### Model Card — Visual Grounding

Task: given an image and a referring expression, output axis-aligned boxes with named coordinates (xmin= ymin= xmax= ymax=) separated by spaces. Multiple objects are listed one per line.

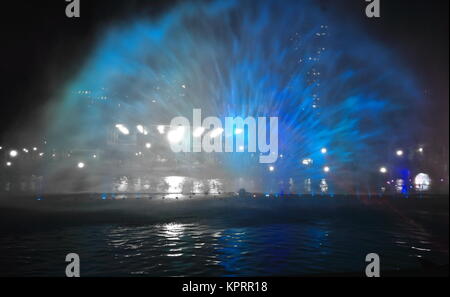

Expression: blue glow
xmin=44 ymin=0 xmax=421 ymax=193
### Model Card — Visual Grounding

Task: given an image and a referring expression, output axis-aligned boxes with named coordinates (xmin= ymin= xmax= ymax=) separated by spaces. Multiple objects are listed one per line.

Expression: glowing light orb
xmin=9 ymin=150 xmax=18 ymax=158
xmin=269 ymin=166 xmax=275 ymax=172
xmin=321 ymin=148 xmax=327 ymax=154
xmin=145 ymin=142 xmax=152 ymax=149
xmin=323 ymin=166 xmax=330 ymax=173
xmin=379 ymin=167 xmax=387 ymax=173
xmin=77 ymin=162 xmax=85 ymax=169
xmin=6 ymin=162 xmax=12 ymax=167
xmin=414 ymin=173 xmax=431 ymax=191
xmin=396 ymin=150 xmax=404 ymax=156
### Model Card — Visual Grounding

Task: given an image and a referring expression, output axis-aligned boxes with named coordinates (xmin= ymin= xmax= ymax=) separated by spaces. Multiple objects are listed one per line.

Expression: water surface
xmin=0 ymin=196 xmax=448 ymax=276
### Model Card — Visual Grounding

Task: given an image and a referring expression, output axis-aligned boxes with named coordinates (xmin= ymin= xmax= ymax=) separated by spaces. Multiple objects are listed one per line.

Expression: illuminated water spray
xmin=43 ymin=0 xmax=420 ymax=193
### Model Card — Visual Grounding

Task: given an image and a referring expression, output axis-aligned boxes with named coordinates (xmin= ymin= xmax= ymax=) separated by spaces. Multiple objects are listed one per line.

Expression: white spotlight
xmin=379 ymin=167 xmax=387 ymax=174
xmin=157 ymin=125 xmax=166 ymax=134
xmin=415 ymin=173 xmax=431 ymax=191
xmin=77 ymin=162 xmax=85 ymax=169
xmin=210 ymin=128 xmax=224 ymax=138
xmin=396 ymin=150 xmax=404 ymax=156
xmin=302 ymin=158 xmax=313 ymax=165
xmin=193 ymin=127 xmax=205 ymax=138
xmin=6 ymin=162 xmax=12 ymax=167
xmin=321 ymin=148 xmax=327 ymax=154
xmin=269 ymin=166 xmax=275 ymax=172
xmin=115 ymin=124 xmax=129 ymax=135
xmin=323 ymin=166 xmax=330 ymax=173
xmin=145 ymin=142 xmax=152 ymax=149
xmin=9 ymin=150 xmax=18 ymax=158
xmin=234 ymin=128 xmax=244 ymax=135
xmin=167 ymin=126 xmax=185 ymax=143
xmin=136 ymin=125 xmax=148 ymax=135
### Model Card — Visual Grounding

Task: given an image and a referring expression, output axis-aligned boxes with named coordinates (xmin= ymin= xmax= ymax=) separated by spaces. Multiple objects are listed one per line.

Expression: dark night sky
xmin=0 ymin=0 xmax=448 ymax=148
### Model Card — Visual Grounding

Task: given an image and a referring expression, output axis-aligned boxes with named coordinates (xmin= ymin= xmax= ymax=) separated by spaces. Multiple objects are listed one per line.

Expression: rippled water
xmin=0 ymin=197 xmax=448 ymax=276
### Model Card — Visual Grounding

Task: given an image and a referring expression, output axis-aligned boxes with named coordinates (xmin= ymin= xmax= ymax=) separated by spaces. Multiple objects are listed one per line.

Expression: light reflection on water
xmin=99 ymin=220 xmax=446 ymax=276
xmin=112 ymin=176 xmax=224 ymax=194
xmin=0 ymin=199 xmax=448 ymax=276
